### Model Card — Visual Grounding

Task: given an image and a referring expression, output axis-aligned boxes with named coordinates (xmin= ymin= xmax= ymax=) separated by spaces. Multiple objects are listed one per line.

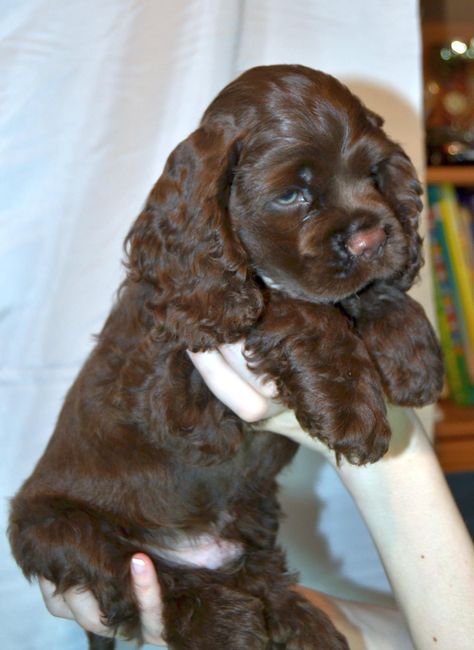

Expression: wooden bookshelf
xmin=426 ymin=166 xmax=474 ymax=186
xmin=435 ymin=401 xmax=474 ymax=472
xmin=421 ymin=8 xmax=474 ymax=473
xmin=424 ymin=165 xmax=474 ymax=470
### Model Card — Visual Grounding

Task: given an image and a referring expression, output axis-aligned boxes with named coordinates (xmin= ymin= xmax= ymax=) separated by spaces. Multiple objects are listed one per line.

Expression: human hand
xmin=39 ymin=558 xmax=414 ymax=650
xmin=188 ymin=341 xmax=423 ymax=468
xmin=187 ymin=341 xmax=283 ymax=421
xmin=39 ymin=553 xmax=165 ymax=646
xmin=188 ymin=341 xmax=337 ymax=460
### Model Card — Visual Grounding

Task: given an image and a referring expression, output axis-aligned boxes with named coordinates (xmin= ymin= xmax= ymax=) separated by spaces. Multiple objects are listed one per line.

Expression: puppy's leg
xmin=155 ymin=483 xmax=347 ymax=649
xmin=342 ymin=283 xmax=444 ymax=406
xmin=265 ymin=589 xmax=349 ymax=650
xmin=225 ymin=489 xmax=349 ymax=649
xmin=246 ymin=295 xmax=390 ymax=464
xmin=156 ymin=550 xmax=348 ymax=650
xmin=9 ymin=494 xmax=141 ymax=643
xmin=234 ymin=548 xmax=350 ymax=650
xmin=87 ymin=632 xmax=116 ymax=650
xmin=161 ymin=581 xmax=269 ymax=650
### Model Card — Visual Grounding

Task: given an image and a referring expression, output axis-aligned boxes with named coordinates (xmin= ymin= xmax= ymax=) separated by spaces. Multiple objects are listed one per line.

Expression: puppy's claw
xmin=325 ymin=414 xmax=391 ymax=466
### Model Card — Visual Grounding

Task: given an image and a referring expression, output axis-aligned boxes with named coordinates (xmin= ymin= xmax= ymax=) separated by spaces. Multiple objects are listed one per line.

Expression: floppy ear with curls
xmin=375 ymin=147 xmax=424 ymax=290
xmin=125 ymin=126 xmax=264 ymax=350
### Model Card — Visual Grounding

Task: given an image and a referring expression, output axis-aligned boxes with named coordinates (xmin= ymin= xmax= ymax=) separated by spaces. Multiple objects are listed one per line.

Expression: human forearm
xmin=335 ymin=407 xmax=474 ymax=650
xmin=264 ymin=406 xmax=474 ymax=649
xmin=190 ymin=345 xmax=474 ymax=649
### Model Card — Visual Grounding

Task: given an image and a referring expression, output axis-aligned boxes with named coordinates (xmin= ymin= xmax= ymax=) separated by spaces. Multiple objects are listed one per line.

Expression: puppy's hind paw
xmin=265 ymin=591 xmax=350 ymax=650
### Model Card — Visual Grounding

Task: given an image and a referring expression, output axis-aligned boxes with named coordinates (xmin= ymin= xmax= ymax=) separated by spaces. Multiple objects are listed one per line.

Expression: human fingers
xmin=261 ymin=409 xmax=336 ymax=461
xmin=40 ymin=560 xmax=166 ymax=647
xmin=62 ymin=585 xmax=113 ymax=637
xmin=187 ymin=348 xmax=271 ymax=421
xmin=39 ymin=577 xmax=75 ymax=619
xmin=218 ymin=341 xmax=279 ymax=399
xmin=130 ymin=554 xmax=166 ymax=645
xmin=40 ymin=578 xmax=115 ymax=638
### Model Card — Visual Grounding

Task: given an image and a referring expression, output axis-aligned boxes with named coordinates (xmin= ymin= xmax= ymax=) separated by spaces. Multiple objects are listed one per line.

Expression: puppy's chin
xmin=257 ymin=265 xmax=393 ymax=304
xmin=259 ymin=274 xmax=366 ymax=303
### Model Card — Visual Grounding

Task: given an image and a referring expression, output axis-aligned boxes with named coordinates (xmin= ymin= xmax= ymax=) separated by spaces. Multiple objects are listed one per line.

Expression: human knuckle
xmin=45 ymin=602 xmax=64 ymax=617
xmin=239 ymin=397 xmax=268 ymax=422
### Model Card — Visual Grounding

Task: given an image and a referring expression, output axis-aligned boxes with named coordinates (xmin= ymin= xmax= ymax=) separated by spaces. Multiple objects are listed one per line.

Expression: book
xmin=428 ymin=184 xmax=474 ymax=404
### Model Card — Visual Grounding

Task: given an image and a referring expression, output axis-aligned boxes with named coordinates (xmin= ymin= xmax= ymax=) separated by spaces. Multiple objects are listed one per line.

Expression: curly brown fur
xmin=9 ymin=65 xmax=443 ymax=649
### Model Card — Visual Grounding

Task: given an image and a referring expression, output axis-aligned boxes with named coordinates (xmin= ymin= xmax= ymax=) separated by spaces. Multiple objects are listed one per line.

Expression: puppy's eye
xmin=275 ymin=189 xmax=308 ymax=206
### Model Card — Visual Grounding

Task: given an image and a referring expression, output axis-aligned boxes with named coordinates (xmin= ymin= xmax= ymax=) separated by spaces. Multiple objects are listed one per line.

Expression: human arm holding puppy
xmin=191 ymin=344 xmax=474 ymax=650
xmin=40 ymin=342 xmax=474 ymax=649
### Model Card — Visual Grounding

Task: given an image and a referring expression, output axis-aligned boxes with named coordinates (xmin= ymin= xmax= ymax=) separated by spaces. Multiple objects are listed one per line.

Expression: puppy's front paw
xmin=293 ymin=382 xmax=391 ymax=465
xmin=375 ymin=339 xmax=444 ymax=407
xmin=325 ymin=398 xmax=391 ymax=465
xmin=359 ymin=298 xmax=444 ymax=407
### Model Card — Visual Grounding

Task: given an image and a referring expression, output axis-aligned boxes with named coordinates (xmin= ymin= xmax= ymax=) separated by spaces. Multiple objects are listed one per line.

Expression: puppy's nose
xmin=346 ymin=227 xmax=386 ymax=259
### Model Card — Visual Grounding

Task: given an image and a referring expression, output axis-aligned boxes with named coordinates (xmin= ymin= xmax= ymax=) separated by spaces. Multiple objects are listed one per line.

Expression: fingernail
xmin=131 ymin=556 xmax=147 ymax=575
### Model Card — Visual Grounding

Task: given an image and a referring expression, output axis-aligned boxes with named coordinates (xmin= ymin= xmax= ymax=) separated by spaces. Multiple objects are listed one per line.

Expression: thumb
xmin=130 ymin=553 xmax=165 ymax=644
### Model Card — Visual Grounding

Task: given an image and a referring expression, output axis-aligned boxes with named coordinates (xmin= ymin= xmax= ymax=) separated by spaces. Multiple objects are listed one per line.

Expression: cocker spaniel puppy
xmin=9 ymin=65 xmax=443 ymax=650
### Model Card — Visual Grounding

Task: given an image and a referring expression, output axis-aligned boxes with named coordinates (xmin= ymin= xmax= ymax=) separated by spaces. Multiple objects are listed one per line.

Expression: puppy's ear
xmin=365 ymin=108 xmax=384 ymax=129
xmin=125 ymin=126 xmax=263 ymax=350
xmin=375 ymin=147 xmax=424 ymax=290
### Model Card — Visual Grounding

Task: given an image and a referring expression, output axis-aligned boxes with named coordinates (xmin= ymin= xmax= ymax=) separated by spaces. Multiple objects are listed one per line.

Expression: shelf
xmin=422 ymin=21 xmax=474 ymax=46
xmin=426 ymin=166 xmax=474 ymax=186
xmin=435 ymin=400 xmax=474 ymax=473
xmin=422 ymin=14 xmax=474 ymax=474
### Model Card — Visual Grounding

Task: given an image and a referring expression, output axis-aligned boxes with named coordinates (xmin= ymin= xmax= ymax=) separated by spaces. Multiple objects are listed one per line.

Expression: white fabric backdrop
xmin=0 ymin=1 xmax=428 ymax=648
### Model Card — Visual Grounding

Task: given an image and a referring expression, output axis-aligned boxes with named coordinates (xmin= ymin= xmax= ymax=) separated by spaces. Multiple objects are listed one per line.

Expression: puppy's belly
xmin=146 ymin=534 xmax=244 ymax=570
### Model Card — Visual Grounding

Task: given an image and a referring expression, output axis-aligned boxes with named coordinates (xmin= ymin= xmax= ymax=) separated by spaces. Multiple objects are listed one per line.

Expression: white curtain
xmin=0 ymin=2 xmax=427 ymax=648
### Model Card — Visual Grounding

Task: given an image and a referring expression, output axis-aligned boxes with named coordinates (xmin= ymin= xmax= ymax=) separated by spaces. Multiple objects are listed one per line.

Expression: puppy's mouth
xmin=258 ymin=271 xmax=375 ymax=303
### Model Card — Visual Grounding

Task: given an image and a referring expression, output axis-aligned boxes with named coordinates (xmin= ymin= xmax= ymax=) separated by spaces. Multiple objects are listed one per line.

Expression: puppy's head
xmin=209 ymin=65 xmax=423 ymax=302
xmin=127 ymin=65 xmax=423 ymax=346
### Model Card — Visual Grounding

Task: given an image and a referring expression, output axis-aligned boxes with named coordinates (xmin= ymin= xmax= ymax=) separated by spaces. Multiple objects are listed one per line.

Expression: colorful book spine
xmin=428 ymin=185 xmax=474 ymax=405
xmin=456 ymin=188 xmax=474 ymax=289
xmin=437 ymin=184 xmax=474 ymax=355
